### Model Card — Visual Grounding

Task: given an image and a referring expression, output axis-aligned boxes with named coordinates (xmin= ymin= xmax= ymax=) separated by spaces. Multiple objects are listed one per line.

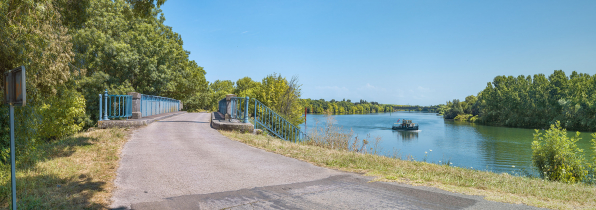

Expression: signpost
xmin=4 ymin=66 xmax=26 ymax=210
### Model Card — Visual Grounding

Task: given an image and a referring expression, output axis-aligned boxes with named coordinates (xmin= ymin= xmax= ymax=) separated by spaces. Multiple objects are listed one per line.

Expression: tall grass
xmin=0 ymin=128 xmax=129 ymax=209
xmin=305 ymin=114 xmax=382 ymax=154
xmin=221 ymin=130 xmax=596 ymax=210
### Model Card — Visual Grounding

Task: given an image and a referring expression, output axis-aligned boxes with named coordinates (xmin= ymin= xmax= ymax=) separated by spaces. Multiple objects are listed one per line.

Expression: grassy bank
xmin=220 ymin=130 xmax=596 ymax=210
xmin=0 ymin=128 xmax=129 ymax=209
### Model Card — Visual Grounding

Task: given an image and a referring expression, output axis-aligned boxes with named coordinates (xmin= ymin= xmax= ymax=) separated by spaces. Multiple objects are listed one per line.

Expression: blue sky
xmin=160 ymin=0 xmax=596 ymax=106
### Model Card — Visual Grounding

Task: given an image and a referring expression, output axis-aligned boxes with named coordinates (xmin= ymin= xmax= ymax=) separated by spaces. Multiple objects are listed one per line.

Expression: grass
xmin=220 ymin=130 xmax=596 ymax=210
xmin=0 ymin=128 xmax=130 ymax=209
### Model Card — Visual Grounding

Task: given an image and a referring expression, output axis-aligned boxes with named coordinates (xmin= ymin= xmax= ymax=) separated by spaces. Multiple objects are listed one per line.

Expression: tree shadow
xmin=2 ymin=173 xmax=109 ymax=209
xmin=17 ymin=135 xmax=98 ymax=170
xmin=157 ymin=121 xmax=208 ymax=123
xmin=1 ymin=133 xmax=111 ymax=208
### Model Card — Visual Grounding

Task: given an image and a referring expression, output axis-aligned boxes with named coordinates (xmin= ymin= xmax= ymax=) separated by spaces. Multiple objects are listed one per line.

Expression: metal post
xmin=10 ymin=105 xmax=16 ymax=210
xmin=254 ymin=99 xmax=257 ymax=129
xmin=244 ymin=97 xmax=249 ymax=123
xmin=103 ymin=89 xmax=110 ymax=121
xmin=99 ymin=94 xmax=102 ymax=121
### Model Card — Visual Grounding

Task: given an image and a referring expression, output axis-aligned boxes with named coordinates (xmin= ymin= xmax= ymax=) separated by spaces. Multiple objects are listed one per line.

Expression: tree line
xmin=438 ymin=70 xmax=596 ymax=131
xmin=301 ymin=98 xmax=440 ymax=114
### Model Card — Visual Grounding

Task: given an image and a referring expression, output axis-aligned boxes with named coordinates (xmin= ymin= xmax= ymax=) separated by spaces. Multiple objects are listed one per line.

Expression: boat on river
xmin=392 ymin=119 xmax=419 ymax=130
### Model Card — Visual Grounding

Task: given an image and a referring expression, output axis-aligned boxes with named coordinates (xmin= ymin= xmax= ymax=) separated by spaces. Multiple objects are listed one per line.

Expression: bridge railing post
xmin=102 ymin=89 xmax=110 ymax=121
xmin=99 ymin=94 xmax=102 ymax=121
xmin=244 ymin=96 xmax=249 ymax=123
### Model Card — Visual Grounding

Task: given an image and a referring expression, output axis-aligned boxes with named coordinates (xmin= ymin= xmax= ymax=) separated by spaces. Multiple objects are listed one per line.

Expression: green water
xmin=301 ymin=111 xmax=595 ymax=175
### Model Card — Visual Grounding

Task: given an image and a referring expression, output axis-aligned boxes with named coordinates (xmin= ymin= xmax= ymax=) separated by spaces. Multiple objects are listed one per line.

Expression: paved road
xmin=110 ymin=113 xmax=542 ymax=210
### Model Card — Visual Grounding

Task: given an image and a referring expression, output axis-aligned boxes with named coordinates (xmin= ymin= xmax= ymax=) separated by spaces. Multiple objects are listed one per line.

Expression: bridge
xmin=97 ymin=91 xmax=307 ymax=143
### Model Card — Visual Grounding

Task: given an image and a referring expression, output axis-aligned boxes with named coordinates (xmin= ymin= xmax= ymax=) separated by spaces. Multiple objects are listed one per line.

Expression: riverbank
xmin=221 ymin=130 xmax=596 ymax=210
xmin=0 ymin=128 xmax=129 ymax=209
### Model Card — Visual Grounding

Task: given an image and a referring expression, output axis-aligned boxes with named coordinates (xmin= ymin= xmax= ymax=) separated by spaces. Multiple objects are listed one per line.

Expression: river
xmin=300 ymin=111 xmax=595 ymax=175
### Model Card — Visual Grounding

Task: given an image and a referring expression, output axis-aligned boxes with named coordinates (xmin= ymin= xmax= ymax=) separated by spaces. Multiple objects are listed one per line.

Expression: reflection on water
xmin=393 ymin=130 xmax=419 ymax=141
xmin=301 ymin=112 xmax=595 ymax=175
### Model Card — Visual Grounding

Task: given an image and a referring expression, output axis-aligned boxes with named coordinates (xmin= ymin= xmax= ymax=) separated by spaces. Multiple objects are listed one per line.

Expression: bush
xmin=454 ymin=114 xmax=472 ymax=121
xmin=37 ymin=87 xmax=86 ymax=140
xmin=531 ymin=121 xmax=587 ymax=183
xmin=587 ymin=134 xmax=596 ymax=184
xmin=469 ymin=115 xmax=479 ymax=123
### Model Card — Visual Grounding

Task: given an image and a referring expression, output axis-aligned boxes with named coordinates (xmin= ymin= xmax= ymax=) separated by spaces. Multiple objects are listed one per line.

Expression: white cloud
xmin=358 ymin=83 xmax=387 ymax=92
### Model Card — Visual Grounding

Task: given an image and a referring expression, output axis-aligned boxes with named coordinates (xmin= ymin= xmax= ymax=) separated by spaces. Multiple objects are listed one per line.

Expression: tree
xmin=71 ymin=0 xmax=207 ymax=118
xmin=532 ymin=121 xmax=587 ymax=183
xmin=254 ymin=73 xmax=304 ymax=125
xmin=208 ymin=80 xmax=235 ymax=111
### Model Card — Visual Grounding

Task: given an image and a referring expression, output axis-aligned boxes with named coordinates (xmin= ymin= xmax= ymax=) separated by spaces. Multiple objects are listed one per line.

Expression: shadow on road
xmin=157 ymin=121 xmax=208 ymax=123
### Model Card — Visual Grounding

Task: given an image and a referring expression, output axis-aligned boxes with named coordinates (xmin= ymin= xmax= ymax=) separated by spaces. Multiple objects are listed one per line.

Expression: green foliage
xmin=72 ymin=0 xmax=207 ymax=100
xmin=301 ymin=99 xmax=437 ymax=115
xmin=469 ymin=115 xmax=479 ymax=123
xmin=441 ymin=96 xmax=479 ymax=120
xmin=454 ymin=114 xmax=473 ymax=121
xmin=205 ymin=80 xmax=235 ymax=111
xmin=77 ymin=72 xmax=135 ymax=125
xmin=441 ymin=70 xmax=596 ymax=131
xmin=588 ymin=133 xmax=596 ymax=184
xmin=256 ymin=74 xmax=304 ymax=125
xmin=37 ymin=87 xmax=86 ymax=140
xmin=0 ymin=0 xmax=203 ymax=165
xmin=531 ymin=121 xmax=587 ymax=183
xmin=482 ymin=71 xmax=595 ymax=130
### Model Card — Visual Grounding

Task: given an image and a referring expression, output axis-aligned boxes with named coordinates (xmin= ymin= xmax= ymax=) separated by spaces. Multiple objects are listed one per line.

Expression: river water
xmin=300 ymin=111 xmax=595 ymax=175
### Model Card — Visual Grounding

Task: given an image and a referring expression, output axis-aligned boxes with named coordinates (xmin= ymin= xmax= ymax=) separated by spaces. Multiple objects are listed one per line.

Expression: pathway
xmin=110 ymin=113 xmax=541 ymax=210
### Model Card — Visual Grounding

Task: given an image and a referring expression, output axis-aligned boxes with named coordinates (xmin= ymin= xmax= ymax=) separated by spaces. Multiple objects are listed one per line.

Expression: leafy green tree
xmin=71 ymin=0 xmax=207 ymax=119
xmin=208 ymin=80 xmax=235 ymax=111
xmin=532 ymin=121 xmax=587 ymax=183
xmin=234 ymin=77 xmax=261 ymax=99
xmin=446 ymin=70 xmax=596 ymax=131
xmin=254 ymin=74 xmax=304 ymax=125
xmin=0 ymin=0 xmax=85 ymax=159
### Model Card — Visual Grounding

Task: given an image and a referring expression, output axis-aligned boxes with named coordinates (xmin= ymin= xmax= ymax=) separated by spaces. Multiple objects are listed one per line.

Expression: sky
xmin=159 ymin=0 xmax=596 ymax=106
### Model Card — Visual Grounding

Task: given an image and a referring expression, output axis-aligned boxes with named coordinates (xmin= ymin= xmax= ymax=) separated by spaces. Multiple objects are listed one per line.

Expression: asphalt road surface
xmin=110 ymin=113 xmax=543 ymax=210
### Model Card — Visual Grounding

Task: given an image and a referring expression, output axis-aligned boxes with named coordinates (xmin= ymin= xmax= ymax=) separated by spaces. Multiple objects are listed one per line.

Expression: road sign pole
xmin=10 ymin=105 xmax=16 ymax=210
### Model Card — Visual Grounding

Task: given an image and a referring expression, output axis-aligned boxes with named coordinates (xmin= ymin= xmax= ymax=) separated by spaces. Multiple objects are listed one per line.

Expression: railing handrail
xmin=230 ymin=97 xmax=247 ymax=121
xmin=100 ymin=93 xmax=132 ymax=120
xmin=217 ymin=96 xmax=308 ymax=142
xmin=99 ymin=91 xmax=181 ymax=121
xmin=253 ymin=98 xmax=307 ymax=142
xmin=140 ymin=93 xmax=180 ymax=117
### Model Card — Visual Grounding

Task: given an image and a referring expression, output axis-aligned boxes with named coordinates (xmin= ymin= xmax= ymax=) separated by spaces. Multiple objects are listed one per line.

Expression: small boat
xmin=392 ymin=119 xmax=419 ymax=130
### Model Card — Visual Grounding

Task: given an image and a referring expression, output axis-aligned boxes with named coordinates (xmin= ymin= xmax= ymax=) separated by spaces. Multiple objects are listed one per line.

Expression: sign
xmin=3 ymin=66 xmax=26 ymax=106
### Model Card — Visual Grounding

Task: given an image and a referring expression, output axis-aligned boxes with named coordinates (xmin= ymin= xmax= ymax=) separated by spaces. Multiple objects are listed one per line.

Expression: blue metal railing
xmin=141 ymin=94 xmax=180 ymax=117
xmin=218 ymin=98 xmax=227 ymax=114
xmin=230 ymin=97 xmax=249 ymax=123
xmin=99 ymin=90 xmax=132 ymax=120
xmin=216 ymin=96 xmax=308 ymax=142
xmin=253 ymin=99 xmax=307 ymax=142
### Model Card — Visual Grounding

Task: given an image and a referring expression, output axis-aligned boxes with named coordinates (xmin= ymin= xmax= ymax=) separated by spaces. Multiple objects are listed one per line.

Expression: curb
xmin=211 ymin=112 xmax=254 ymax=133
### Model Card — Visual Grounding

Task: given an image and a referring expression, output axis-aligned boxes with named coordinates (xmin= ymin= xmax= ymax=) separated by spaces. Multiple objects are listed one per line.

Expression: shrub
xmin=454 ymin=114 xmax=473 ymax=121
xmin=531 ymin=121 xmax=587 ymax=183
xmin=469 ymin=115 xmax=479 ymax=123
xmin=38 ymin=87 xmax=86 ymax=140
xmin=587 ymin=133 xmax=596 ymax=184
